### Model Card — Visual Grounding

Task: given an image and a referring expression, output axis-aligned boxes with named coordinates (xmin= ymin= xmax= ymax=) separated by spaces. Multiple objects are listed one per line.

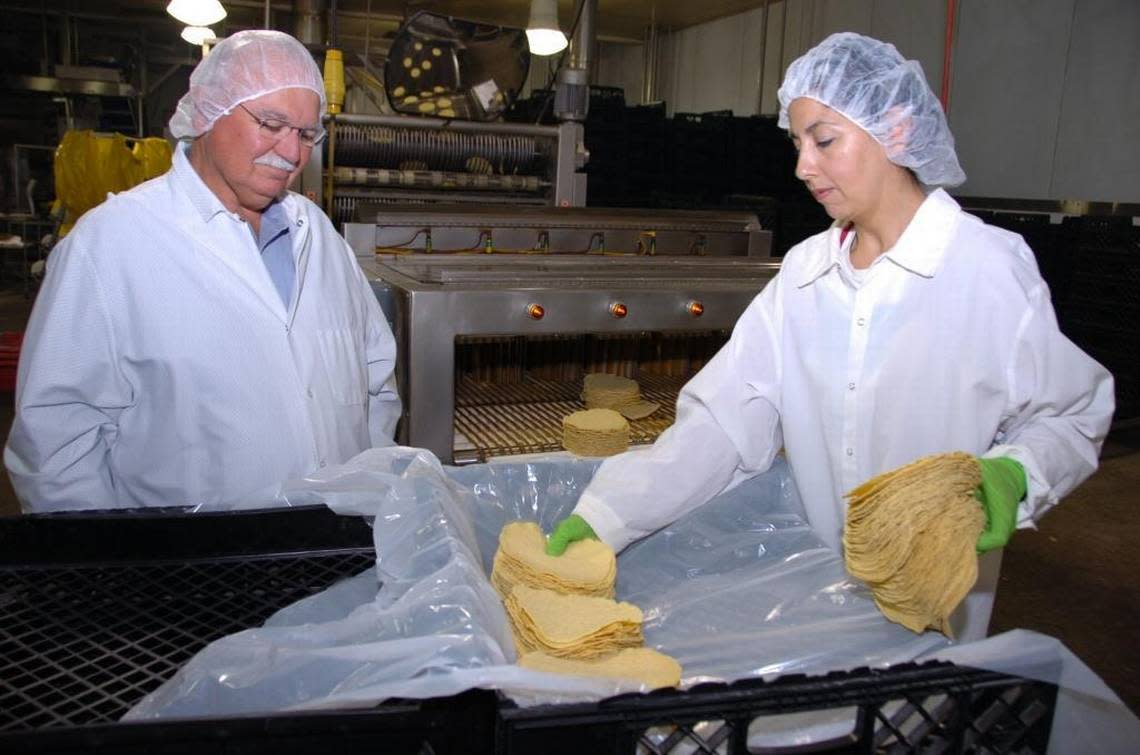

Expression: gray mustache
xmin=255 ymin=153 xmax=298 ymax=171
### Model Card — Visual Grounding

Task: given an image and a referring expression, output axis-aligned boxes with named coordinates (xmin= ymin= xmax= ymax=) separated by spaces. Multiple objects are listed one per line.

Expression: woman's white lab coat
xmin=575 ymin=189 xmax=1114 ymax=642
xmin=5 ymin=145 xmax=401 ymax=511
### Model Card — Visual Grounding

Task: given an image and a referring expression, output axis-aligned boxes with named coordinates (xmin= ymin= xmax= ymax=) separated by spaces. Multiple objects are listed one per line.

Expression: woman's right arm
xmin=574 ymin=276 xmax=786 ymax=552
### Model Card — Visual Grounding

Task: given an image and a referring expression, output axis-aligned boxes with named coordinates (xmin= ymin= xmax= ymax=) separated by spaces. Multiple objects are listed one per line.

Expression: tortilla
xmin=843 ymin=452 xmax=986 ymax=635
xmin=562 ymin=408 xmax=629 ymax=457
xmin=520 ymin=648 xmax=682 ymax=689
xmin=504 ymin=585 xmax=642 ymax=658
xmin=491 ymin=520 xmax=682 ymax=688
xmin=491 ymin=521 xmax=616 ymax=599
xmin=618 ymin=400 xmax=660 ymax=420
xmin=582 ymin=372 xmax=641 ymax=411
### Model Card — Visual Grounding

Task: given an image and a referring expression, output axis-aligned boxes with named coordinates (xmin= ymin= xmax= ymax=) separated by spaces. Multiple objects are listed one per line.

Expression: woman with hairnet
xmin=547 ymin=32 xmax=1113 ymax=641
xmin=5 ymin=30 xmax=401 ymax=511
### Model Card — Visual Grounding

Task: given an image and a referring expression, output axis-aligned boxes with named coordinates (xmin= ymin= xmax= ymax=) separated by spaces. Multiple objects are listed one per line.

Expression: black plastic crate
xmin=728 ymin=115 xmax=796 ymax=195
xmin=987 ymin=212 xmax=1057 ymax=265
xmin=776 ymin=199 xmax=832 ymax=255
xmin=2 ymin=690 xmax=500 ymax=755
xmin=1061 ymin=215 xmax=1137 ymax=249
xmin=1063 ymin=295 xmax=1140 ymax=333
xmin=588 ymin=86 xmax=628 ymax=125
xmin=1 ymin=507 xmax=1061 ymax=754
xmin=497 ymin=662 xmax=1057 ymax=754
xmin=1062 ymin=319 xmax=1140 ymax=419
xmin=626 ymin=102 xmax=667 ymax=131
xmin=0 ymin=506 xmax=376 ymax=734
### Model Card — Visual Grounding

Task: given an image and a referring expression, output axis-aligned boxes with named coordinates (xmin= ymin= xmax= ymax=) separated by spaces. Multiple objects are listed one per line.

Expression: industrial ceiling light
xmin=180 ymin=25 xmax=217 ymax=45
xmin=166 ymin=0 xmax=227 ymax=27
xmin=526 ymin=0 xmax=568 ymax=56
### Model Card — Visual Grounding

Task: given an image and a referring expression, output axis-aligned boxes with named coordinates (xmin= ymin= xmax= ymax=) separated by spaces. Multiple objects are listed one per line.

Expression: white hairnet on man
xmin=169 ymin=29 xmax=327 ymax=140
xmin=7 ymin=29 xmax=402 ymax=512
xmin=777 ymin=31 xmax=966 ymax=187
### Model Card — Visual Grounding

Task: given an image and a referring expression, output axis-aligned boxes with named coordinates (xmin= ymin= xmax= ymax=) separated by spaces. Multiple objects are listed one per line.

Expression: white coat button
xmin=319 ymin=460 xmax=327 ymax=468
xmin=846 ymin=448 xmax=854 ymax=456
xmin=307 ymin=389 xmax=314 ymax=398
xmin=847 ymin=382 xmax=855 ymax=390
xmin=856 ymin=317 xmax=866 ymax=326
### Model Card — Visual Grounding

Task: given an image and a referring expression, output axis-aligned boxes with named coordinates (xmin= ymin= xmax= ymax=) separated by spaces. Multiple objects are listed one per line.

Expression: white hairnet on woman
xmin=546 ymin=30 xmax=1113 ymax=645
xmin=777 ymin=31 xmax=965 ymax=187
xmin=169 ymin=29 xmax=326 ymax=139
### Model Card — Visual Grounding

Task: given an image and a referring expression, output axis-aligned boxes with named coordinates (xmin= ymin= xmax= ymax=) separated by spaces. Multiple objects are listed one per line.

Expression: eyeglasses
xmin=237 ymin=103 xmax=327 ymax=147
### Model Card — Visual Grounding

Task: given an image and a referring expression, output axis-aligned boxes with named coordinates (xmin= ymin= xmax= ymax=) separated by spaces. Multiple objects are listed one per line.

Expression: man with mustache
xmin=5 ymin=30 xmax=401 ymax=511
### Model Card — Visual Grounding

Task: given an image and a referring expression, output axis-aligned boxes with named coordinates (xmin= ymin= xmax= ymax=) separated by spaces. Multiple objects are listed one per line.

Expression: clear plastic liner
xmin=126 ymin=448 xmax=1139 ymax=753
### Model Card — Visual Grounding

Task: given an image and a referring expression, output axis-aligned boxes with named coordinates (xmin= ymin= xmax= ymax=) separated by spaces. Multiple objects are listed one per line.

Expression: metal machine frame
xmin=300 ymin=113 xmax=587 ymax=211
xmin=361 ymin=253 xmax=780 ymax=463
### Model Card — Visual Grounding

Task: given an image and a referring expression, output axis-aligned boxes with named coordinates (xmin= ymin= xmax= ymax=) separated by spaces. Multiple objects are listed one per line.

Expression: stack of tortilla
xmin=843 ymin=452 xmax=986 ymax=636
xmin=562 ymin=408 xmax=630 ymax=457
xmin=581 ymin=373 xmax=660 ymax=420
xmin=492 ymin=522 xmax=616 ymax=599
xmin=491 ymin=520 xmax=682 ymax=689
xmin=504 ymin=585 xmax=643 ymax=658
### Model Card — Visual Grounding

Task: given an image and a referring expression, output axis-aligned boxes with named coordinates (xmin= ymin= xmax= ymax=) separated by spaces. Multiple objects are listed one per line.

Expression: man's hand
xmin=975 ymin=457 xmax=1027 ymax=553
xmin=545 ymin=515 xmax=598 ymax=556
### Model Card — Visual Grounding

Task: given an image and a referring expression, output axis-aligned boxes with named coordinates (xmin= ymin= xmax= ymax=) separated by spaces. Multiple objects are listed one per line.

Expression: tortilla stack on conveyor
xmin=491 ymin=521 xmax=616 ymax=599
xmin=519 ymin=647 xmax=683 ymax=689
xmin=562 ymin=408 xmax=630 ymax=457
xmin=504 ymin=585 xmax=643 ymax=658
xmin=843 ymin=451 xmax=986 ymax=636
xmin=582 ymin=373 xmax=639 ymax=409
xmin=581 ymin=372 xmax=660 ymax=420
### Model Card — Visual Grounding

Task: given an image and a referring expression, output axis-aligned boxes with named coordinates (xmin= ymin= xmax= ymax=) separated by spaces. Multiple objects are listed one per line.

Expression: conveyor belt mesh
xmin=454 ymin=374 xmax=687 ymax=461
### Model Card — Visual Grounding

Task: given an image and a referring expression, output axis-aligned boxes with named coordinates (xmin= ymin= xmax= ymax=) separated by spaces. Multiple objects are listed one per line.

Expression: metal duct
xmin=294 ymin=0 xmax=326 ymax=47
xmin=555 ymin=0 xmax=597 ymax=122
xmin=642 ymin=18 xmax=658 ymax=104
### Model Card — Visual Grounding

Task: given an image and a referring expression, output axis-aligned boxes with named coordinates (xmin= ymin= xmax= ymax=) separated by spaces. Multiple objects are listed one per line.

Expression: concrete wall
xmin=590 ymin=0 xmax=1140 ymax=203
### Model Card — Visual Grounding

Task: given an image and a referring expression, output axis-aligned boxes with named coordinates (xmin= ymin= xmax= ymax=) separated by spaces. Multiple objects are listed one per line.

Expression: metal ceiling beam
xmin=145 ymin=64 xmax=186 ymax=96
xmin=0 ymin=74 xmax=137 ymax=97
xmin=0 ymin=4 xmax=173 ymax=25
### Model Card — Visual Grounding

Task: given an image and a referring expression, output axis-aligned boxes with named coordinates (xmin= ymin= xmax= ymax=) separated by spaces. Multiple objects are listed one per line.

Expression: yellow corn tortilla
xmin=843 ymin=452 xmax=985 ymax=635
xmin=520 ymin=648 xmax=682 ymax=689
xmin=491 ymin=521 xmax=616 ymax=598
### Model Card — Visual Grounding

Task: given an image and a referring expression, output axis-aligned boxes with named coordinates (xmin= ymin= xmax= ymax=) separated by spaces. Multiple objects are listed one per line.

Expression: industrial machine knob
xmin=688 ymin=301 xmax=705 ymax=317
xmin=609 ymin=302 xmax=628 ymax=318
xmin=526 ymin=303 xmax=545 ymax=320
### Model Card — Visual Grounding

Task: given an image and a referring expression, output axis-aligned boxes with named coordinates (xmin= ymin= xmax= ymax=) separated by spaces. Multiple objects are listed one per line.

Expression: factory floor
xmin=0 ymin=282 xmax=1136 ymax=717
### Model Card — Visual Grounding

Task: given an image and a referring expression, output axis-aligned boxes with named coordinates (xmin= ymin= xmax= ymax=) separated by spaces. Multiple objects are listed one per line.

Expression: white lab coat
xmin=5 ymin=144 xmax=401 ymax=511
xmin=575 ymin=189 xmax=1114 ymax=641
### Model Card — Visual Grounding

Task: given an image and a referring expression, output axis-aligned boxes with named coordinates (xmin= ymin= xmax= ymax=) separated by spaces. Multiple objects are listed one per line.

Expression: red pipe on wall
xmin=940 ymin=0 xmax=956 ymax=114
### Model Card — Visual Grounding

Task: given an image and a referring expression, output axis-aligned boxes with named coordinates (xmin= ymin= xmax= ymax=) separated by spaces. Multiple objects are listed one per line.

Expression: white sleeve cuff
xmin=984 ymin=443 xmax=1053 ymax=529
xmin=574 ymin=489 xmax=641 ymax=554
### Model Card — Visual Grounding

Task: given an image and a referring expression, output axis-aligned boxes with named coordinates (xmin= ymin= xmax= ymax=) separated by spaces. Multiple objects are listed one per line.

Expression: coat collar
xmin=171 ymin=141 xmax=303 ymax=227
xmin=797 ymin=188 xmax=961 ymax=287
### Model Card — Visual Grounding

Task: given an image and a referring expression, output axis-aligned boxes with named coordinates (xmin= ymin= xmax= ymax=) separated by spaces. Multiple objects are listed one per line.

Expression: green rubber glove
xmin=545 ymin=514 xmax=598 ymax=556
xmin=975 ymin=457 xmax=1027 ymax=553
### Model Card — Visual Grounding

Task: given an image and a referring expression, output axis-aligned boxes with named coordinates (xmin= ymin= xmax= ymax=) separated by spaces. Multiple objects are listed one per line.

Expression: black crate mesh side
xmin=500 ymin=672 xmax=1056 ymax=755
xmin=0 ymin=552 xmax=375 ymax=731
xmin=637 ymin=718 xmax=736 ymax=754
